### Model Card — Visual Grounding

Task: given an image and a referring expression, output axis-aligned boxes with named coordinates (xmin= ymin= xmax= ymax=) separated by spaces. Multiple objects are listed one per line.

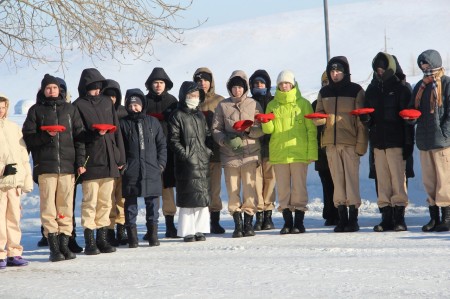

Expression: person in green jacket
xmin=261 ymin=70 xmax=318 ymax=234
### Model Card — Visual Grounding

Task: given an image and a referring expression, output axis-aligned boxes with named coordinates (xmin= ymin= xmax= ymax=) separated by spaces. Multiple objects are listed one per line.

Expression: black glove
xmin=359 ymin=113 xmax=370 ymax=123
xmin=3 ymin=163 xmax=17 ymax=176
xmin=402 ymin=144 xmax=414 ymax=160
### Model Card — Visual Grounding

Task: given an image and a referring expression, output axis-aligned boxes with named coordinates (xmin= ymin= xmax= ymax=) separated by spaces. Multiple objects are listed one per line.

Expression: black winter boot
xmin=334 ymin=205 xmax=348 ymax=233
xmin=291 ymin=210 xmax=306 ymax=234
xmin=96 ymin=227 xmax=116 ymax=253
xmin=142 ymin=232 xmax=149 ymax=241
xmin=344 ymin=205 xmax=359 ymax=232
xmin=107 ymin=229 xmax=119 ymax=247
xmin=37 ymin=225 xmax=48 ymax=247
xmin=262 ymin=210 xmax=275 ymax=230
xmin=373 ymin=206 xmax=394 ymax=232
xmin=58 ymin=234 xmax=76 ymax=260
xmin=253 ymin=212 xmax=263 ymax=231
xmin=68 ymin=231 xmax=83 ymax=253
xmin=422 ymin=205 xmax=440 ymax=232
xmin=393 ymin=206 xmax=407 ymax=231
xmin=165 ymin=215 xmax=178 ymax=238
xmin=147 ymin=223 xmax=160 ymax=247
xmin=232 ymin=212 xmax=243 ymax=238
xmin=280 ymin=208 xmax=293 ymax=234
xmin=435 ymin=206 xmax=450 ymax=232
xmin=210 ymin=211 xmax=225 ymax=234
xmin=84 ymin=229 xmax=100 ymax=255
xmin=243 ymin=213 xmax=255 ymax=237
xmin=48 ymin=233 xmax=65 ymax=262
xmin=127 ymin=226 xmax=139 ymax=248
xmin=116 ymin=224 xmax=128 ymax=245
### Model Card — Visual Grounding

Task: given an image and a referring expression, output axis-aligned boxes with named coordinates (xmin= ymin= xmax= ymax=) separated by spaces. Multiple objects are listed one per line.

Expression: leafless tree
xmin=0 ymin=0 xmax=203 ymax=71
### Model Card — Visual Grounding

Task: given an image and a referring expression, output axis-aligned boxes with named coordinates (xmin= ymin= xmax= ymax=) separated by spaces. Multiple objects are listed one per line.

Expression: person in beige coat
xmin=0 ymin=94 xmax=33 ymax=269
xmin=212 ymin=70 xmax=264 ymax=238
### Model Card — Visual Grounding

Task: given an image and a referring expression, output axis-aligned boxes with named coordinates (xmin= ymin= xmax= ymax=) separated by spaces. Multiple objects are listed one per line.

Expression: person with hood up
xmin=72 ymin=68 xmax=126 ymax=255
xmin=120 ymin=88 xmax=167 ymax=247
xmin=102 ymin=79 xmax=128 ymax=246
xmin=0 ymin=94 xmax=33 ymax=269
xmin=262 ymin=70 xmax=317 ymax=234
xmin=314 ymin=56 xmax=368 ymax=233
xmin=249 ymin=70 xmax=276 ymax=231
xmin=168 ymin=81 xmax=213 ymax=242
xmin=193 ymin=67 xmax=226 ymax=234
xmin=411 ymin=49 xmax=450 ymax=232
xmin=144 ymin=67 xmax=179 ymax=239
xmin=363 ymin=52 xmax=413 ymax=232
xmin=212 ymin=70 xmax=264 ymax=238
xmin=23 ymin=74 xmax=85 ymax=262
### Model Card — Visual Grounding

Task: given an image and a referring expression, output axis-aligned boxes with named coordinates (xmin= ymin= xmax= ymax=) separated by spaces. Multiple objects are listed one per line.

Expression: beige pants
xmin=108 ymin=177 xmax=125 ymax=228
xmin=81 ymin=178 xmax=114 ymax=230
xmin=0 ymin=187 xmax=23 ymax=259
xmin=326 ymin=145 xmax=362 ymax=208
xmin=162 ymin=187 xmax=176 ymax=216
xmin=274 ymin=162 xmax=309 ymax=212
xmin=224 ymin=162 xmax=258 ymax=215
xmin=255 ymin=157 xmax=276 ymax=211
xmin=39 ymin=174 xmax=74 ymax=237
xmin=374 ymin=148 xmax=408 ymax=207
xmin=209 ymin=162 xmax=223 ymax=212
xmin=420 ymin=147 xmax=450 ymax=207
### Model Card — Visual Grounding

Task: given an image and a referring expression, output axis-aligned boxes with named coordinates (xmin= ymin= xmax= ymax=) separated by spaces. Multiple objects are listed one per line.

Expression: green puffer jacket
xmin=262 ymin=85 xmax=318 ymax=164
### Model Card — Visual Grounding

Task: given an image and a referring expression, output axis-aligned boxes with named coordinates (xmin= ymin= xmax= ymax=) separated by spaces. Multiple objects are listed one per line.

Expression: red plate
xmin=255 ymin=113 xmax=275 ymax=122
xmin=350 ymin=108 xmax=375 ymax=115
xmin=40 ymin=125 xmax=66 ymax=132
xmin=304 ymin=113 xmax=329 ymax=119
xmin=92 ymin=124 xmax=117 ymax=133
xmin=399 ymin=109 xmax=421 ymax=120
xmin=233 ymin=120 xmax=254 ymax=131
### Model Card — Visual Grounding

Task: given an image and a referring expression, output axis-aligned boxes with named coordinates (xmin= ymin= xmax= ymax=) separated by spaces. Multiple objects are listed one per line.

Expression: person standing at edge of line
xmin=144 ymin=67 xmax=179 ymax=239
xmin=362 ymin=52 xmax=413 ymax=232
xmin=0 ymin=94 xmax=33 ymax=269
xmin=212 ymin=70 xmax=264 ymax=238
xmin=314 ymin=56 xmax=368 ymax=233
xmin=193 ymin=67 xmax=226 ymax=234
xmin=102 ymin=79 xmax=129 ymax=246
xmin=249 ymin=70 xmax=276 ymax=231
xmin=23 ymin=74 xmax=85 ymax=262
xmin=72 ymin=68 xmax=126 ymax=255
xmin=411 ymin=49 xmax=450 ymax=232
xmin=312 ymin=71 xmax=338 ymax=226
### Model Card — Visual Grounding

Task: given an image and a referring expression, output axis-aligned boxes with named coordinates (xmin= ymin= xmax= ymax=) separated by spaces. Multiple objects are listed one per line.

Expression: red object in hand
xmin=399 ymin=109 xmax=422 ymax=120
xmin=92 ymin=124 xmax=117 ymax=133
xmin=202 ymin=111 xmax=210 ymax=117
xmin=40 ymin=125 xmax=66 ymax=132
xmin=58 ymin=214 xmax=65 ymax=219
xmin=350 ymin=108 xmax=375 ymax=115
xmin=255 ymin=113 xmax=275 ymax=123
xmin=148 ymin=113 xmax=164 ymax=121
xmin=233 ymin=120 xmax=254 ymax=131
xmin=304 ymin=113 xmax=329 ymax=119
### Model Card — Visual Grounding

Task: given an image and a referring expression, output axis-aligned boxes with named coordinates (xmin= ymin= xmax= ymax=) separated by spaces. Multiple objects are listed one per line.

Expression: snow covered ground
xmin=2 ymin=0 xmax=450 ymax=298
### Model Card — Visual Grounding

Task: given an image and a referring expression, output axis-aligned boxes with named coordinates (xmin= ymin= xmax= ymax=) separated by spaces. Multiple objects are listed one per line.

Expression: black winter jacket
xmin=103 ymin=79 xmax=128 ymax=119
xmin=168 ymin=81 xmax=212 ymax=208
xmin=23 ymin=94 xmax=85 ymax=176
xmin=120 ymin=88 xmax=167 ymax=198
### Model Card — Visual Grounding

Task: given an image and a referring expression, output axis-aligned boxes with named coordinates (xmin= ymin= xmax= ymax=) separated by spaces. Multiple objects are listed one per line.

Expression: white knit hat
xmin=276 ymin=70 xmax=296 ymax=86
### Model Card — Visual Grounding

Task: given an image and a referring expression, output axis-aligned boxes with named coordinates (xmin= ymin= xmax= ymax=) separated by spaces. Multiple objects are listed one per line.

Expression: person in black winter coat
xmin=144 ymin=67 xmax=179 ymax=239
xmin=168 ymin=81 xmax=212 ymax=242
xmin=363 ymin=52 xmax=413 ymax=232
xmin=102 ymin=79 xmax=128 ymax=246
xmin=120 ymin=88 xmax=167 ymax=247
xmin=249 ymin=70 xmax=276 ymax=231
xmin=23 ymin=74 xmax=85 ymax=262
xmin=72 ymin=68 xmax=126 ymax=255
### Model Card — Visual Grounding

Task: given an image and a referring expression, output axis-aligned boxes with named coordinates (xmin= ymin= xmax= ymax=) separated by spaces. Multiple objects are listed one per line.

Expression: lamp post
xmin=323 ymin=0 xmax=330 ymax=63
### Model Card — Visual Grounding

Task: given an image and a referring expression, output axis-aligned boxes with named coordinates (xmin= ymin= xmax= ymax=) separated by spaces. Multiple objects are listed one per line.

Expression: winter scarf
xmin=415 ymin=67 xmax=445 ymax=113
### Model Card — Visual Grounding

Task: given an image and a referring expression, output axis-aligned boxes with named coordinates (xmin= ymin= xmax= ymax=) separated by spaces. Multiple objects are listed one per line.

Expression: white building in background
xmin=14 ymin=99 xmax=34 ymax=115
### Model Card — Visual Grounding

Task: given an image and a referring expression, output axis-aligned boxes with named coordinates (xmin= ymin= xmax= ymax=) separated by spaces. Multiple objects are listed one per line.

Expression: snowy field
xmin=2 ymin=0 xmax=450 ymax=298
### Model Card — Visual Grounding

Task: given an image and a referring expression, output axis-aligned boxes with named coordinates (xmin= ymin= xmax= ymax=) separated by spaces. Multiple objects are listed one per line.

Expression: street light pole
xmin=323 ymin=0 xmax=330 ymax=63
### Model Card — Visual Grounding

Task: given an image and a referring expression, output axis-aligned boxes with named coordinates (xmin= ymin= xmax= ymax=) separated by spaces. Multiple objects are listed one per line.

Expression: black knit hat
xmin=374 ymin=56 xmax=388 ymax=70
xmin=330 ymin=63 xmax=345 ymax=73
xmin=103 ymin=89 xmax=117 ymax=97
xmin=128 ymin=95 xmax=142 ymax=107
xmin=86 ymin=81 xmax=103 ymax=91
xmin=41 ymin=74 xmax=60 ymax=91
xmin=228 ymin=76 xmax=246 ymax=89
xmin=194 ymin=71 xmax=212 ymax=83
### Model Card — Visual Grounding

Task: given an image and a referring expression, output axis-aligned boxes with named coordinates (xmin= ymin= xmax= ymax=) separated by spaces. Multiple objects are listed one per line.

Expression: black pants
xmin=319 ymin=169 xmax=338 ymax=221
xmin=125 ymin=196 xmax=160 ymax=227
